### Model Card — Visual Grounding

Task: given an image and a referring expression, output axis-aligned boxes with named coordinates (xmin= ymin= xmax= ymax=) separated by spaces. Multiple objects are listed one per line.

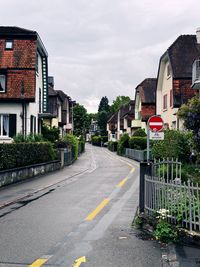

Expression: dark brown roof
xmin=0 ymin=26 xmax=36 ymax=37
xmin=136 ymin=78 xmax=157 ymax=103
xmin=48 ymin=85 xmax=57 ymax=96
xmin=163 ymin=35 xmax=200 ymax=78
xmin=107 ymin=100 xmax=135 ymax=123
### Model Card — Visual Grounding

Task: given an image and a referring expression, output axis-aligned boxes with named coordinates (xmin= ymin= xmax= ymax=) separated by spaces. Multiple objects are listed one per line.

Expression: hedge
xmin=63 ymin=134 xmax=79 ymax=160
xmin=0 ymin=142 xmax=57 ymax=171
xmin=108 ymin=141 xmax=118 ymax=152
xmin=129 ymin=136 xmax=147 ymax=150
xmin=117 ymin=133 xmax=130 ymax=155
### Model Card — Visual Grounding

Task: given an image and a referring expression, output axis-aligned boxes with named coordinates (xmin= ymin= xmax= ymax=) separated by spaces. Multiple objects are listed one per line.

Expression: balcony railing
xmin=192 ymin=59 xmax=200 ymax=89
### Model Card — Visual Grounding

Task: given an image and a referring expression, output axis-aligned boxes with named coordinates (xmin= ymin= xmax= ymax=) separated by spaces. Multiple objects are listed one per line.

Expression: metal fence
xmin=144 ymin=159 xmax=200 ymax=231
xmin=125 ymin=148 xmax=151 ymax=162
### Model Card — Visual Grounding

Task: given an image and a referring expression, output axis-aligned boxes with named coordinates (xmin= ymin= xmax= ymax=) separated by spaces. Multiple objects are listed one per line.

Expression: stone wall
xmin=0 ymin=160 xmax=61 ymax=188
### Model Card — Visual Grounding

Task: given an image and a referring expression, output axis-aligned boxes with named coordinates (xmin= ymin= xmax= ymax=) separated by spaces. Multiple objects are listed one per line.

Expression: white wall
xmin=157 ymin=58 xmax=179 ymax=129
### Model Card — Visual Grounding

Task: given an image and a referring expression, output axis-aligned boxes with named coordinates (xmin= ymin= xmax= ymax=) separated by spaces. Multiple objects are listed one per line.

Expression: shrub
xmin=133 ymin=128 xmax=147 ymax=137
xmin=63 ymin=134 xmax=79 ymax=160
xmin=91 ymin=136 xmax=101 ymax=146
xmin=13 ymin=133 xmax=44 ymax=143
xmin=129 ymin=136 xmax=147 ymax=150
xmin=79 ymin=140 xmax=85 ymax=153
xmin=0 ymin=142 xmax=57 ymax=170
xmin=117 ymin=133 xmax=130 ymax=156
xmin=151 ymin=130 xmax=191 ymax=162
xmin=41 ymin=125 xmax=60 ymax=142
xmin=108 ymin=141 xmax=118 ymax=152
xmin=54 ymin=140 xmax=71 ymax=149
xmin=101 ymin=136 xmax=108 ymax=143
xmin=153 ymin=219 xmax=178 ymax=243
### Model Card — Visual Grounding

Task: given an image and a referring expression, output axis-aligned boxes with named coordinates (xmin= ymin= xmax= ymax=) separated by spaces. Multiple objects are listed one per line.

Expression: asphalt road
xmin=0 ymin=144 xmax=163 ymax=267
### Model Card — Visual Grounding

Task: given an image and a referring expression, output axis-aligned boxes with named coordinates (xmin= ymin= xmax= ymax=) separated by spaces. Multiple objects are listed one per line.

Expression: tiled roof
xmin=164 ymin=35 xmax=200 ymax=78
xmin=0 ymin=26 xmax=36 ymax=36
xmin=136 ymin=78 xmax=157 ymax=103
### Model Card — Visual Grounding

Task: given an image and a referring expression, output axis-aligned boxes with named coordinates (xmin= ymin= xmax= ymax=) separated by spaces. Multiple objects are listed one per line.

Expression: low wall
xmin=0 ymin=161 xmax=61 ymax=188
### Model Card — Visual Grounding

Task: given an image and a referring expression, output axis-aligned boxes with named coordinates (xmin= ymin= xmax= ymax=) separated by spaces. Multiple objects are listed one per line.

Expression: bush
xmin=108 ymin=141 xmax=118 ymax=152
xmin=0 ymin=143 xmax=57 ymax=170
xmin=151 ymin=130 xmax=191 ymax=162
xmin=79 ymin=140 xmax=85 ymax=153
xmin=42 ymin=125 xmax=60 ymax=142
xmin=54 ymin=140 xmax=71 ymax=149
xmin=91 ymin=136 xmax=101 ymax=146
xmin=101 ymin=136 xmax=108 ymax=143
xmin=63 ymin=134 xmax=79 ymax=160
xmin=133 ymin=128 xmax=147 ymax=137
xmin=117 ymin=133 xmax=130 ymax=156
xmin=13 ymin=133 xmax=44 ymax=143
xmin=153 ymin=219 xmax=178 ymax=243
xmin=129 ymin=136 xmax=147 ymax=150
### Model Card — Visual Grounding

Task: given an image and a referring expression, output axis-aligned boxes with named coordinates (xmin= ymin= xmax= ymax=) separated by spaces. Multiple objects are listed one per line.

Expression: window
xmin=163 ymin=94 xmax=167 ymax=110
xmin=5 ymin=40 xmax=13 ymax=50
xmin=167 ymin=64 xmax=171 ymax=77
xmin=170 ymin=89 xmax=173 ymax=107
xmin=0 ymin=74 xmax=6 ymax=92
xmin=0 ymin=114 xmax=9 ymax=137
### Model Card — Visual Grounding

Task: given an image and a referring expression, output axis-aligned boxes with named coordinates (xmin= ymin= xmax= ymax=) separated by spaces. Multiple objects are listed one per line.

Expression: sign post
xmin=147 ymin=115 xmax=164 ymax=162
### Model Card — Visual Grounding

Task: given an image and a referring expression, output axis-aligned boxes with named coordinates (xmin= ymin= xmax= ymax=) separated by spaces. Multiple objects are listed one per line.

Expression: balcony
xmin=192 ymin=59 xmax=200 ymax=89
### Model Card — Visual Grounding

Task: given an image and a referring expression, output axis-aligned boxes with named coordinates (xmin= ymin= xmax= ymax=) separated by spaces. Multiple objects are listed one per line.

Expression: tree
xmin=98 ymin=96 xmax=110 ymax=113
xmin=177 ymin=95 xmax=200 ymax=152
xmin=73 ymin=104 xmax=88 ymax=137
xmin=97 ymin=111 xmax=108 ymax=136
xmin=110 ymin=96 xmax=130 ymax=113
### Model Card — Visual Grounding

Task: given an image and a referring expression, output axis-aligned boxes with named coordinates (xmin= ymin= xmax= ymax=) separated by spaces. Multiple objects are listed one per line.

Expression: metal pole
xmin=147 ymin=127 xmax=150 ymax=162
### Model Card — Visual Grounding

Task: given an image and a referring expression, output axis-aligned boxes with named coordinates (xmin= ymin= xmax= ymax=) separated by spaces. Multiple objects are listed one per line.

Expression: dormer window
xmin=5 ymin=40 xmax=13 ymax=50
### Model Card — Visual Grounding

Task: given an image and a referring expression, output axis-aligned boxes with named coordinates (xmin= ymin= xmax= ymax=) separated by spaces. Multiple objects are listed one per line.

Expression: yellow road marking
xmin=117 ymin=177 xmax=128 ymax=188
xmin=131 ymin=167 xmax=135 ymax=173
xmin=73 ymin=256 xmax=86 ymax=267
xmin=85 ymin=198 xmax=110 ymax=221
xmin=28 ymin=259 xmax=48 ymax=267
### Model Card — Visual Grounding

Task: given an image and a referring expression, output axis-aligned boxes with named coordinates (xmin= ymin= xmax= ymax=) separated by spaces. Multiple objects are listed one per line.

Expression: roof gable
xmin=166 ymin=35 xmax=200 ymax=78
xmin=135 ymin=78 xmax=157 ymax=104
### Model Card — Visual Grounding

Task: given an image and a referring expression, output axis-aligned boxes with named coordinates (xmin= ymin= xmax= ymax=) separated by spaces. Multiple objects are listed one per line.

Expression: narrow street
xmin=0 ymin=145 xmax=162 ymax=267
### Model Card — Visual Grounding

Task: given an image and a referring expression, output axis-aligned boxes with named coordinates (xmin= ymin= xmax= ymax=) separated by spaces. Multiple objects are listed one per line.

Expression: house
xmin=107 ymin=100 xmax=135 ymax=141
xmin=156 ymin=30 xmax=200 ymax=129
xmin=44 ymin=76 xmax=74 ymax=137
xmin=0 ymin=26 xmax=49 ymax=142
xmin=131 ymin=78 xmax=157 ymax=132
xmin=192 ymin=28 xmax=200 ymax=90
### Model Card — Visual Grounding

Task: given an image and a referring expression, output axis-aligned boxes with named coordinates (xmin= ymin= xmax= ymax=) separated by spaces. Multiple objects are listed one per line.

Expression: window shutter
xmin=9 ymin=114 xmax=16 ymax=137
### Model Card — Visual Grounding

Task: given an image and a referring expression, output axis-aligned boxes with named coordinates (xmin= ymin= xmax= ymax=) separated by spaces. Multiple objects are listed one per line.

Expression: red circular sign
xmin=148 ymin=116 xmax=164 ymax=132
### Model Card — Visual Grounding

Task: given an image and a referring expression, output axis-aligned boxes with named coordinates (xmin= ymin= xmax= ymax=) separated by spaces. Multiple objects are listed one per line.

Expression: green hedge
xmin=117 ymin=133 xmax=130 ymax=155
xmin=79 ymin=140 xmax=85 ymax=153
xmin=132 ymin=128 xmax=147 ymax=137
xmin=91 ymin=136 xmax=101 ymax=146
xmin=0 ymin=143 xmax=57 ymax=171
xmin=108 ymin=141 xmax=118 ymax=152
xmin=151 ymin=130 xmax=191 ymax=162
xmin=129 ymin=136 xmax=147 ymax=150
xmin=63 ymin=134 xmax=79 ymax=160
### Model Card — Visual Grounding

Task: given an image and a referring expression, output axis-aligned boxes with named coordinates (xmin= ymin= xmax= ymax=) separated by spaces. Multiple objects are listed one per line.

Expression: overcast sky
xmin=1 ymin=0 xmax=200 ymax=112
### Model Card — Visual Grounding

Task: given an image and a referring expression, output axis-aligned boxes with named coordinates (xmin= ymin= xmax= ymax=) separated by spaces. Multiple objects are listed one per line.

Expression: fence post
xmin=139 ymin=161 xmax=152 ymax=213
xmin=59 ymin=148 xmax=65 ymax=168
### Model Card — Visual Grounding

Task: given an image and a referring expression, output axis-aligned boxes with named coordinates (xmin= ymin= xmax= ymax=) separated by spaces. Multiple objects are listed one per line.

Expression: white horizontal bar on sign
xmin=149 ymin=122 xmax=163 ymax=126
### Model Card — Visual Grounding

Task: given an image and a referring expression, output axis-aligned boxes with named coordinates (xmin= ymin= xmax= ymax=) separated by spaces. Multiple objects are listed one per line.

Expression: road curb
xmin=161 ymin=245 xmax=180 ymax=267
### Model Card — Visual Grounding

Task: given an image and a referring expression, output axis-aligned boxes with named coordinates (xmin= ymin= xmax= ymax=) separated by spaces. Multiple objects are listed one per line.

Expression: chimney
xmin=48 ymin=76 xmax=54 ymax=88
xmin=196 ymin=27 xmax=200 ymax=44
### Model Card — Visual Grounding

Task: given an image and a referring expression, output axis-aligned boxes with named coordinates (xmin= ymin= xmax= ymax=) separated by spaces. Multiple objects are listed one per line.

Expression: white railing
xmin=145 ymin=175 xmax=200 ymax=231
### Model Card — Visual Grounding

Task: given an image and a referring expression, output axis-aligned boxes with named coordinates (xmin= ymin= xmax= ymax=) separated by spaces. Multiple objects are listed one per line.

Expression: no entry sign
xmin=148 ymin=116 xmax=164 ymax=132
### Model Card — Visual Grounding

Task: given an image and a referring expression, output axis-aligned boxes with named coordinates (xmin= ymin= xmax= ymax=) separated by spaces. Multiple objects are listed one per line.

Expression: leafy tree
xmin=98 ymin=96 xmax=110 ymax=113
xmin=97 ymin=111 xmax=108 ymax=136
xmin=110 ymin=96 xmax=130 ymax=113
xmin=73 ymin=104 xmax=88 ymax=137
xmin=177 ymin=95 xmax=200 ymax=152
